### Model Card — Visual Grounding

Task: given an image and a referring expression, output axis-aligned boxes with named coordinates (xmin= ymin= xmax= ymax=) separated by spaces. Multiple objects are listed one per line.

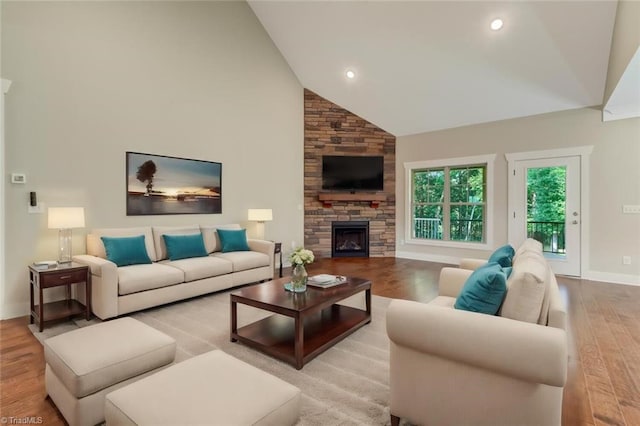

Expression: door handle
xmin=572 ymin=220 xmax=578 ymax=225
xmin=573 ymin=212 xmax=579 ymax=216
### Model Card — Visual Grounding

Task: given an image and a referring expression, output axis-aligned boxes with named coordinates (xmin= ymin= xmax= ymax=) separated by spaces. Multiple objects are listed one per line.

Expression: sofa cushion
xmin=427 ymin=296 xmax=457 ymax=308
xmin=213 ymin=251 xmax=270 ymax=272
xmin=515 ymin=238 xmax=543 ymax=259
xmin=87 ymin=227 xmax=157 ymax=261
xmin=454 ymin=262 xmax=507 ymax=315
xmin=152 ymin=226 xmax=200 ymax=261
xmin=200 ymin=224 xmax=242 ymax=253
xmin=101 ymin=235 xmax=152 ymax=267
xmin=118 ymin=263 xmax=184 ymax=295
xmin=500 ymin=250 xmax=549 ymax=323
xmin=162 ymin=234 xmax=208 ymax=261
xmin=217 ymin=229 xmax=250 ymax=253
xmin=488 ymin=244 xmax=515 ymax=267
xmin=162 ymin=256 xmax=233 ymax=282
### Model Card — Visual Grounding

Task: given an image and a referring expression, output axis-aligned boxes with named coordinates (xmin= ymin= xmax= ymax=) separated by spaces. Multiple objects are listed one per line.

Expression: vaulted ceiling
xmin=249 ymin=1 xmax=619 ymax=136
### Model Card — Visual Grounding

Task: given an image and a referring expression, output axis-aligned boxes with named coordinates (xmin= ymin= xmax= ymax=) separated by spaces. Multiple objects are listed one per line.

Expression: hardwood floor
xmin=1 ymin=257 xmax=639 ymax=425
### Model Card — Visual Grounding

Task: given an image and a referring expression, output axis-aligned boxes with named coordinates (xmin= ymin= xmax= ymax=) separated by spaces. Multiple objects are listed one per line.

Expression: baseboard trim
xmin=395 ymin=251 xmax=460 ymax=266
xmin=395 ymin=252 xmax=640 ymax=287
xmin=583 ymin=271 xmax=640 ymax=287
xmin=2 ymin=302 xmax=29 ymax=320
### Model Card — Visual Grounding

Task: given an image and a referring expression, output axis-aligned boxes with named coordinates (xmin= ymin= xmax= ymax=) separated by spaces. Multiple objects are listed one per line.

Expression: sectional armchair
xmin=386 ymin=239 xmax=568 ymax=426
xmin=74 ymin=224 xmax=274 ymax=320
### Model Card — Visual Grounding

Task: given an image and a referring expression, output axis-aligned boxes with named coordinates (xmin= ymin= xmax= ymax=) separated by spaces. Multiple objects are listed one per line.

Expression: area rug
xmin=29 ymin=290 xmax=395 ymax=425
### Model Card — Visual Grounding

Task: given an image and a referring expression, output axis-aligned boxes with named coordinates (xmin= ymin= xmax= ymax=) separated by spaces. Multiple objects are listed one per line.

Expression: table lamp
xmin=48 ymin=207 xmax=85 ymax=264
xmin=248 ymin=209 xmax=272 ymax=240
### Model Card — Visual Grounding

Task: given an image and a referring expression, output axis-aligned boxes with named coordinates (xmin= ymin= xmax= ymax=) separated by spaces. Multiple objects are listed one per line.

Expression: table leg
xmin=29 ymin=274 xmax=34 ymax=325
xmin=294 ymin=313 xmax=304 ymax=369
xmin=279 ymin=251 xmax=283 ymax=278
xmin=230 ymin=300 xmax=238 ymax=342
xmin=38 ymin=285 xmax=44 ymax=332
xmin=85 ymin=272 xmax=92 ymax=321
xmin=366 ymin=288 xmax=372 ymax=323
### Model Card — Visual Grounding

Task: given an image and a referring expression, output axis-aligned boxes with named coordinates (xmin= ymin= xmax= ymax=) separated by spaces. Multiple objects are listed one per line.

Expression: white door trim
xmin=505 ymin=146 xmax=593 ymax=278
xmin=1 ymin=79 xmax=11 ymax=319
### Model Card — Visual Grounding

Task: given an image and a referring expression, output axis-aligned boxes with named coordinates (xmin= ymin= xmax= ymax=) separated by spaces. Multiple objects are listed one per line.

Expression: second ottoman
xmin=105 ymin=350 xmax=301 ymax=426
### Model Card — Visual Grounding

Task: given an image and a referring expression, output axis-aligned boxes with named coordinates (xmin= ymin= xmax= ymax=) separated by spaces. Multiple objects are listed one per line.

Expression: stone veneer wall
xmin=304 ymin=89 xmax=396 ymax=258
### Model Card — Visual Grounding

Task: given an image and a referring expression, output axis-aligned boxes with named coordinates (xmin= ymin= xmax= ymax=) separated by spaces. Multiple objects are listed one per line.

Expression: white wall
xmin=603 ymin=0 xmax=640 ymax=105
xmin=1 ymin=1 xmax=304 ymax=318
xmin=397 ymin=108 xmax=640 ymax=285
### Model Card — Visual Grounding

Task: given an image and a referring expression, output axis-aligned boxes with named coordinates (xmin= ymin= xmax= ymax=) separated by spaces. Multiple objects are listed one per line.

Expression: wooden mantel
xmin=318 ymin=193 xmax=386 ymax=208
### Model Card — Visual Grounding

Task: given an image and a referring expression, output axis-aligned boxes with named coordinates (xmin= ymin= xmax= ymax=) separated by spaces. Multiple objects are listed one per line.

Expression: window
xmin=405 ymin=154 xmax=495 ymax=249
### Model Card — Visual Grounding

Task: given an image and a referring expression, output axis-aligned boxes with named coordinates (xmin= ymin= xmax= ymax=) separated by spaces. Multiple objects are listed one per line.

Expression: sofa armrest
xmin=73 ymin=254 xmax=115 ymax=277
xmin=247 ymin=239 xmax=275 ymax=270
xmin=459 ymin=258 xmax=487 ymax=270
xmin=73 ymin=255 xmax=119 ymax=320
xmin=438 ymin=267 xmax=472 ymax=297
xmin=386 ymin=299 xmax=567 ymax=387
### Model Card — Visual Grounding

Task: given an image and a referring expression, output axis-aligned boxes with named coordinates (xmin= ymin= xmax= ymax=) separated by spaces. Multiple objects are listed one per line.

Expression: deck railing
xmin=414 ymin=218 xmax=442 ymax=239
xmin=414 ymin=218 xmax=483 ymax=242
xmin=527 ymin=221 xmax=565 ymax=254
xmin=414 ymin=218 xmax=565 ymax=252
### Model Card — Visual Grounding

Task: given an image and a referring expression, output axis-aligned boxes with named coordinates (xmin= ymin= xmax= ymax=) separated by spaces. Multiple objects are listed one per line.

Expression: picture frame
xmin=126 ymin=152 xmax=222 ymax=216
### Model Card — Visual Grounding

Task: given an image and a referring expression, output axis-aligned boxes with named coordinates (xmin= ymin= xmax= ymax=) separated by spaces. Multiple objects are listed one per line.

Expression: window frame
xmin=404 ymin=154 xmax=496 ymax=250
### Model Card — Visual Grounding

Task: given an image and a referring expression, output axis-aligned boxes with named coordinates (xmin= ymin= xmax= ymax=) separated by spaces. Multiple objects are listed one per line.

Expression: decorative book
xmin=307 ymin=274 xmax=347 ymax=289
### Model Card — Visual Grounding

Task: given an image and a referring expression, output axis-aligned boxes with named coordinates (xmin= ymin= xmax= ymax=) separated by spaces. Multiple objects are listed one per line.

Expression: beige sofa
xmin=386 ymin=239 xmax=568 ymax=426
xmin=74 ymin=224 xmax=274 ymax=320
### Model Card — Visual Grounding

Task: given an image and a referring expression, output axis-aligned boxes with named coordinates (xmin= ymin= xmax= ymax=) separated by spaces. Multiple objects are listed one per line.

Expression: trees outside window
xmin=406 ymin=154 xmax=495 ymax=249
xmin=411 ymin=164 xmax=486 ymax=243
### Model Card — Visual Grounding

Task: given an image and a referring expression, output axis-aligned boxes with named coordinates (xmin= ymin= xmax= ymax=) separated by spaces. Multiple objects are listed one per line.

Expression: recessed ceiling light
xmin=490 ymin=18 xmax=504 ymax=31
xmin=345 ymin=70 xmax=356 ymax=79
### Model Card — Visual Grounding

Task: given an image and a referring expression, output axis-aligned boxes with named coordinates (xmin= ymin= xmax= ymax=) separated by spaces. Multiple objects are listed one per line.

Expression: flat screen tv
xmin=322 ymin=155 xmax=384 ymax=191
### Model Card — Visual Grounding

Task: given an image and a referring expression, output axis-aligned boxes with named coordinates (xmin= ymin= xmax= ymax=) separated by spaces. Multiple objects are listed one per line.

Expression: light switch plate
xmin=11 ymin=173 xmax=26 ymax=184
xmin=622 ymin=205 xmax=640 ymax=214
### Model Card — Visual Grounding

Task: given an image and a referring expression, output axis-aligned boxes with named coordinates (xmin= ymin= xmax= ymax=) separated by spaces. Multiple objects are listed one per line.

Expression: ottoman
xmin=44 ymin=317 xmax=176 ymax=426
xmin=105 ymin=350 xmax=301 ymax=426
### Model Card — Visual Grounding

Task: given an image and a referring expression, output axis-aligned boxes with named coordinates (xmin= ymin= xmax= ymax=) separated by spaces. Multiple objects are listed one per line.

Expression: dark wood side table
xmin=274 ymin=242 xmax=283 ymax=278
xmin=29 ymin=262 xmax=91 ymax=332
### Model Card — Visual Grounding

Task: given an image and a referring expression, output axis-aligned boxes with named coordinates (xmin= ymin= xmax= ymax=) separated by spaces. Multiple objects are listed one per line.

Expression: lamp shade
xmin=248 ymin=209 xmax=273 ymax=222
xmin=48 ymin=207 xmax=85 ymax=229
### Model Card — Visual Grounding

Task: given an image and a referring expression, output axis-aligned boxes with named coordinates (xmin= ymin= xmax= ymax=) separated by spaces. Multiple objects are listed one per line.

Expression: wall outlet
xmin=622 ymin=256 xmax=632 ymax=265
xmin=622 ymin=205 xmax=640 ymax=214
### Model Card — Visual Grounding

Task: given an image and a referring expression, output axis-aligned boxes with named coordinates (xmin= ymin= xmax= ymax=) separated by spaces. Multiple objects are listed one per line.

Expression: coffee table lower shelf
xmin=232 ymin=305 xmax=370 ymax=369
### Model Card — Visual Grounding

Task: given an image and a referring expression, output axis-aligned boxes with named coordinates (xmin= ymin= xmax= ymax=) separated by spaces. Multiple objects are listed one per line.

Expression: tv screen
xmin=322 ymin=155 xmax=384 ymax=191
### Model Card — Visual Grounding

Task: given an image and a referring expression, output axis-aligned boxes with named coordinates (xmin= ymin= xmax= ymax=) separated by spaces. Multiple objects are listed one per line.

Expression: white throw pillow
xmin=500 ymin=250 xmax=548 ymax=323
xmin=514 ymin=238 xmax=543 ymax=260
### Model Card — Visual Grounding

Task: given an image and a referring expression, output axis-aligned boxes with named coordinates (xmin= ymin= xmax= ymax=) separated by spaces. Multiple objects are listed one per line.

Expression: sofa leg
xmin=390 ymin=414 xmax=400 ymax=426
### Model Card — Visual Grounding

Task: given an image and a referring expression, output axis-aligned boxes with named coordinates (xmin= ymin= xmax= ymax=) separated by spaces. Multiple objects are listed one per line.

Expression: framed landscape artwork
xmin=126 ymin=152 xmax=222 ymax=215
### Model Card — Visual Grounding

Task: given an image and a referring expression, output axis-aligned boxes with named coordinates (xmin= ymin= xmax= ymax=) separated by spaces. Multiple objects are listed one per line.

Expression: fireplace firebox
xmin=331 ymin=221 xmax=369 ymax=258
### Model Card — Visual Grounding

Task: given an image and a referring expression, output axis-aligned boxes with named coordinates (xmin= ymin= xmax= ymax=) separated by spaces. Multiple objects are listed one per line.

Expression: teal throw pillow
xmin=163 ymin=233 xmax=208 ymax=261
xmin=454 ymin=262 xmax=508 ymax=315
xmin=217 ymin=229 xmax=250 ymax=253
xmin=488 ymin=244 xmax=515 ymax=267
xmin=503 ymin=266 xmax=513 ymax=279
xmin=101 ymin=235 xmax=152 ymax=267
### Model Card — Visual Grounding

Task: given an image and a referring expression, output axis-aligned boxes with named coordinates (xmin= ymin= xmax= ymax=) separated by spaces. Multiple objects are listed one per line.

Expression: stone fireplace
xmin=332 ymin=221 xmax=369 ymax=258
xmin=303 ymin=89 xmax=396 ymax=258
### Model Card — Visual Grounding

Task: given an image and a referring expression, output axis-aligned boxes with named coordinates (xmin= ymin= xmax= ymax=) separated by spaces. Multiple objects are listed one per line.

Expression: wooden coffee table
xmin=230 ymin=276 xmax=371 ymax=369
